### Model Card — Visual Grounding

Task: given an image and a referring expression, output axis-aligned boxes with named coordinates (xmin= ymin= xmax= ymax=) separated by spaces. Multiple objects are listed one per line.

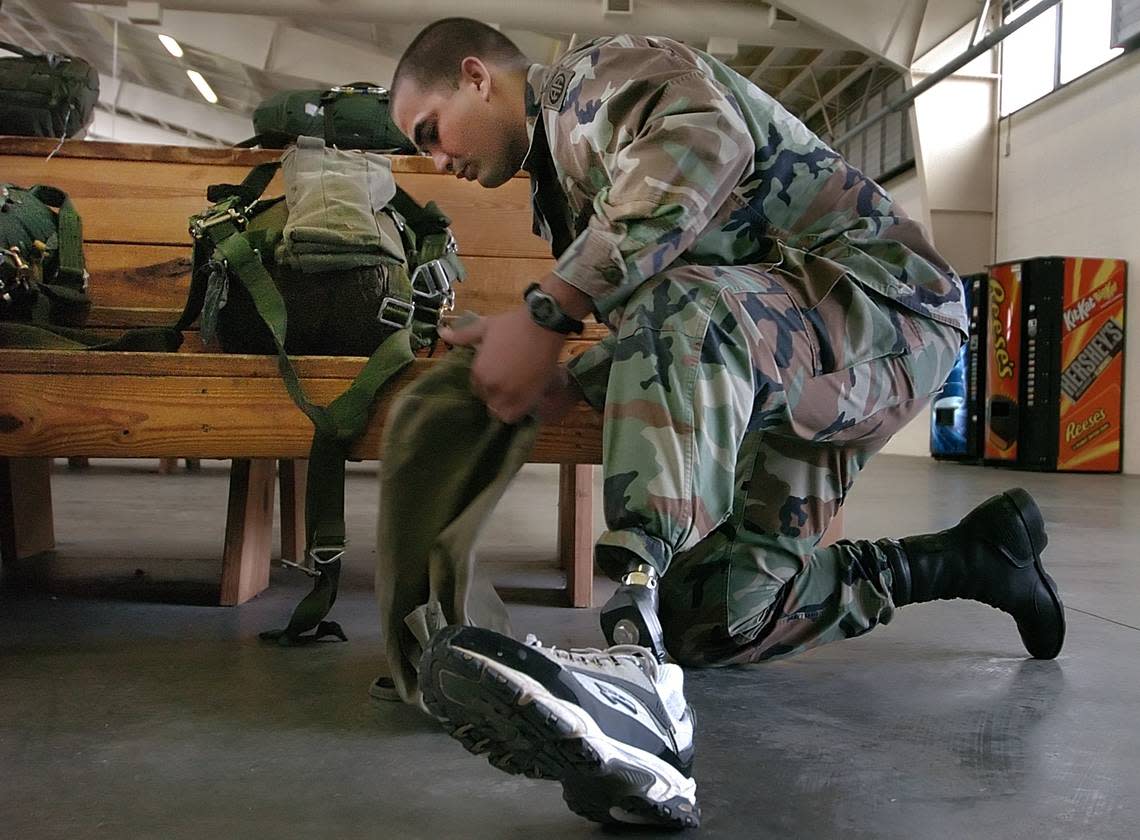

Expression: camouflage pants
xmin=567 ymin=263 xmax=962 ymax=666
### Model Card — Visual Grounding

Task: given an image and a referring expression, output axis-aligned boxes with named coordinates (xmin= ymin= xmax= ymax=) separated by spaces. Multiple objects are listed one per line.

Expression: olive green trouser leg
xmin=567 ymin=264 xmax=963 ymax=666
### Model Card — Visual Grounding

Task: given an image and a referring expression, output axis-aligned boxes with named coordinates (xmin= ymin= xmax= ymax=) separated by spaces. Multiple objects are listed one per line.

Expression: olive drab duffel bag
xmin=320 ymin=83 xmax=415 ymax=153
xmin=236 ymin=83 xmax=414 ymax=153
xmin=184 ymin=135 xmax=464 ymax=645
xmin=235 ymin=89 xmax=325 ymax=150
xmin=0 ymin=41 xmax=99 ymax=140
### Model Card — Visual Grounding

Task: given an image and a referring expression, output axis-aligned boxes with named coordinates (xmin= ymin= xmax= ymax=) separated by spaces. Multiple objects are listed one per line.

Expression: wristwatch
xmin=523 ymin=283 xmax=585 ymax=335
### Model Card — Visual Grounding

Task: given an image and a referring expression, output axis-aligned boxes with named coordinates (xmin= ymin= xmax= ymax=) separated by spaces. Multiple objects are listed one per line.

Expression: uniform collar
xmin=521 ymin=62 xmax=548 ymax=175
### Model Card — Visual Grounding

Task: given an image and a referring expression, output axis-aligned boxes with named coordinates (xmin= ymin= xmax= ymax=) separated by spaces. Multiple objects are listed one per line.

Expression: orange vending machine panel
xmin=984 ymin=263 xmax=1023 ymax=463
xmin=1020 ymin=257 xmax=1127 ymax=472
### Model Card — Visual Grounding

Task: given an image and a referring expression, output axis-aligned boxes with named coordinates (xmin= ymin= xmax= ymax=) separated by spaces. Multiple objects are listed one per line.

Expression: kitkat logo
xmin=1064 ymin=296 xmax=1095 ymax=331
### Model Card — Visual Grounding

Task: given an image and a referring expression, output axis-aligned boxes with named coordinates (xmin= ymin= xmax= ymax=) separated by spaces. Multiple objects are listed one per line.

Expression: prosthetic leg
xmin=600 ymin=563 xmax=668 ymax=663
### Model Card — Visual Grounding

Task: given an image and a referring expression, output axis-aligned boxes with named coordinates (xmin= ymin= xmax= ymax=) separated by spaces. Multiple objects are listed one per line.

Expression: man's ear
xmin=460 ymin=56 xmax=492 ymax=100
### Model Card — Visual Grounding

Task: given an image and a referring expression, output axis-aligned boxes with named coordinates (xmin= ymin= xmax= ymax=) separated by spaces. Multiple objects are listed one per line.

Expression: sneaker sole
xmin=420 ymin=627 xmax=700 ymax=830
xmin=1005 ymin=487 xmax=1066 ymax=659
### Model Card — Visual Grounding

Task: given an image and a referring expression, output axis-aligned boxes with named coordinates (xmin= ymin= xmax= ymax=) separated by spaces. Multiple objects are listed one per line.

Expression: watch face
xmin=532 ymin=297 xmax=555 ymax=322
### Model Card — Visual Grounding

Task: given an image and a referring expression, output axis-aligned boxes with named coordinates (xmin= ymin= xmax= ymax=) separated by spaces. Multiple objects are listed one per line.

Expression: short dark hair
xmin=392 ymin=18 xmax=528 ymax=94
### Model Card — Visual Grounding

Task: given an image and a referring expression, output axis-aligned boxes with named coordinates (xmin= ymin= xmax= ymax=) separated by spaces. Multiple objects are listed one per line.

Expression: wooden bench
xmin=0 ymin=137 xmax=841 ymax=611
xmin=0 ymin=138 xmax=602 ymax=607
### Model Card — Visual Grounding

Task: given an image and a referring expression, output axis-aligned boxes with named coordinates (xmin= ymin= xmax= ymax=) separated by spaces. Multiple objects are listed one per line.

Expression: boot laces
xmin=523 ymin=634 xmax=659 ymax=682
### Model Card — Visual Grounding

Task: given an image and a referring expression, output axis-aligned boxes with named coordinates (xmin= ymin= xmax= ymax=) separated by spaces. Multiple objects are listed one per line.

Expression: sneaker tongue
xmin=657 ymin=664 xmax=687 ymax=720
xmin=606 ymin=644 xmax=659 ymax=682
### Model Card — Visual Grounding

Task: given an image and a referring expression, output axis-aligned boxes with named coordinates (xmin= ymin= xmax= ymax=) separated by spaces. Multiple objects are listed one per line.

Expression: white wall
xmin=995 ymin=49 xmax=1140 ymax=473
xmin=880 ymin=167 xmax=938 ymax=457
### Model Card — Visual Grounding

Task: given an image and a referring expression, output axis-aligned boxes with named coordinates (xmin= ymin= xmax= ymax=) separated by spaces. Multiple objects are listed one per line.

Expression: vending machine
xmin=930 ymin=272 xmax=986 ymax=460
xmin=984 ymin=262 xmax=1023 ymax=465
xmin=984 ymin=257 xmax=1127 ymax=472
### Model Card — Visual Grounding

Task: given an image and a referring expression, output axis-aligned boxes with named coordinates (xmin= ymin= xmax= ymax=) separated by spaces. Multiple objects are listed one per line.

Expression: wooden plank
xmin=84 ymin=244 xmax=192 ymax=309
xmin=81 ymin=245 xmax=556 ymax=316
xmin=4 ymin=153 xmax=549 ymax=257
xmin=3 ymin=155 xmax=286 ymax=246
xmin=278 ymin=459 xmax=307 ymax=567
xmin=0 ymin=360 xmax=604 ymax=462
xmin=557 ymin=464 xmax=595 ymax=608
xmin=220 ymin=458 xmax=275 ymax=605
xmin=0 ymin=457 xmax=55 ymax=563
xmin=3 ymin=138 xmax=441 ymax=172
xmin=1 ymin=137 xmax=286 ymax=166
xmin=0 ymin=348 xmax=607 ymax=379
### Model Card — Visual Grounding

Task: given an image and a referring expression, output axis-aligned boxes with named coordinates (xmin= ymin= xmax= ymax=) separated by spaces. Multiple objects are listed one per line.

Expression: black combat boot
xmin=882 ymin=487 xmax=1065 ymax=659
xmin=600 ymin=563 xmax=668 ymax=663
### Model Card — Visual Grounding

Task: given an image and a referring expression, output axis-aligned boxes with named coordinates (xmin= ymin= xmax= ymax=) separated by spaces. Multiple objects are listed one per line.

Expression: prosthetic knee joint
xmin=600 ymin=563 xmax=667 ymax=662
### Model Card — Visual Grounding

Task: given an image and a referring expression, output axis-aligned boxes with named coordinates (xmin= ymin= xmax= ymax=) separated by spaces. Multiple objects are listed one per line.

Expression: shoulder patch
xmin=544 ymin=69 xmax=571 ymax=112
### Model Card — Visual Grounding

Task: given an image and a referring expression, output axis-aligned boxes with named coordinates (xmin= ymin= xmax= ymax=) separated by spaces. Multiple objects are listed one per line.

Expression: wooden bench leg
xmin=278 ymin=458 xmax=307 ymax=566
xmin=220 ymin=458 xmax=275 ymax=606
xmin=0 ymin=457 xmax=56 ymax=564
xmin=557 ymin=464 xmax=595 ymax=608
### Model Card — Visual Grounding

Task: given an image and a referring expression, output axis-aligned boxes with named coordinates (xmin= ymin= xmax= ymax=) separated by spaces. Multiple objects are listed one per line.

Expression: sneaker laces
xmin=524 ymin=633 xmax=660 ymax=682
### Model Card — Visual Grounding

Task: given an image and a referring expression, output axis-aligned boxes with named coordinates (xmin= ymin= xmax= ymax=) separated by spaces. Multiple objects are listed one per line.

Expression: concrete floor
xmin=1 ymin=455 xmax=1137 ymax=839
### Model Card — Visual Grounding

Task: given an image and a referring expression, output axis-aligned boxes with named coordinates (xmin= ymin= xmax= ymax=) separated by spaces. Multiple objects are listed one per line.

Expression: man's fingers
xmin=439 ymin=317 xmax=486 ymax=347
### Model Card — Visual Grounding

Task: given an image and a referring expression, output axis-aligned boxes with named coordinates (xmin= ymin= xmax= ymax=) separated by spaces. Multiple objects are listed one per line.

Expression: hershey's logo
xmin=1061 ymin=319 xmax=1125 ymax=402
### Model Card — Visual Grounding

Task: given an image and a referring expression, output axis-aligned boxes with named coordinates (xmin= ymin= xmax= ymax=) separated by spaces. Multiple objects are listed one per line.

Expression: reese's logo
xmin=1065 ymin=408 xmax=1108 ymax=445
xmin=989 ymin=277 xmax=1014 ymax=380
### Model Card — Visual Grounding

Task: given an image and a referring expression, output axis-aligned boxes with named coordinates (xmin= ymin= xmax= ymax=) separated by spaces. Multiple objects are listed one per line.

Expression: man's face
xmin=392 ymin=60 xmax=526 ymax=189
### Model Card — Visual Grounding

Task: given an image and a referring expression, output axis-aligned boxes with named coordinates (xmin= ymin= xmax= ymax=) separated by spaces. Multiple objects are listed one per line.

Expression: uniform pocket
xmin=770 ymin=243 xmax=910 ymax=376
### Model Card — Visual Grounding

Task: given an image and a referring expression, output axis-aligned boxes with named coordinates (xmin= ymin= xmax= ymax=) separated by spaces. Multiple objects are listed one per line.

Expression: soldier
xmin=390 ymin=18 xmax=1065 ymax=830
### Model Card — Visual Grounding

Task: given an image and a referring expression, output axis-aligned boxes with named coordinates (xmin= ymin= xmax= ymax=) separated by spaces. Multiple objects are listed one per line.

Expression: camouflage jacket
xmin=522 ymin=35 xmax=967 ymax=342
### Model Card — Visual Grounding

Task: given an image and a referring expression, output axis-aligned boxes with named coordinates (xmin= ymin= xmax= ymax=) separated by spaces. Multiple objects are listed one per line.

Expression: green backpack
xmin=237 ymin=83 xmax=415 ymax=153
xmin=0 ymin=41 xmax=99 ymax=139
xmin=0 ymin=183 xmax=88 ymax=325
xmin=185 ymin=139 xmax=463 ymax=644
xmin=0 ymin=184 xmax=181 ymax=352
xmin=321 ymin=84 xmax=415 ymax=153
xmin=236 ymin=89 xmax=325 ymax=150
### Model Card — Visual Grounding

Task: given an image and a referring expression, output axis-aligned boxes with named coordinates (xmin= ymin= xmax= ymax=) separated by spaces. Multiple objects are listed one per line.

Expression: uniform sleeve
xmin=565 ymin=332 xmax=616 ymax=411
xmin=551 ymin=63 xmax=755 ymax=320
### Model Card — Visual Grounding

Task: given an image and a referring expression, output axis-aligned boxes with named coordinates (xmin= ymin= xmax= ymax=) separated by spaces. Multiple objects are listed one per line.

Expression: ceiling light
xmin=158 ymin=34 xmax=183 ymax=58
xmin=186 ymin=69 xmax=217 ymax=104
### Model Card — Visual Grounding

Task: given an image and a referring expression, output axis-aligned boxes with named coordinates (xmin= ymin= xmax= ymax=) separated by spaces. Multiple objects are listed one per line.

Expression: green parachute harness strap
xmin=186 ymin=158 xmax=460 ymax=646
xmin=0 ymin=182 xmax=183 ymax=351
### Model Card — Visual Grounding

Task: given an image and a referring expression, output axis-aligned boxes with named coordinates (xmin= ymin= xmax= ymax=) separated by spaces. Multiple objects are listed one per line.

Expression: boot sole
xmin=1004 ymin=488 xmax=1066 ymax=659
xmin=420 ymin=627 xmax=700 ymax=830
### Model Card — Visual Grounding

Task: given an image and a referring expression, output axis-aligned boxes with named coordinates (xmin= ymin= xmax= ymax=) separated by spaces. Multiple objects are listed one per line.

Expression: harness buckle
xmin=410 ymin=232 xmax=461 ymax=316
xmin=189 ymin=206 xmax=249 ymax=240
xmin=377 ymin=296 xmax=415 ymax=330
xmin=0 ymin=246 xmax=34 ymax=305
xmin=279 ymin=545 xmax=346 ymax=577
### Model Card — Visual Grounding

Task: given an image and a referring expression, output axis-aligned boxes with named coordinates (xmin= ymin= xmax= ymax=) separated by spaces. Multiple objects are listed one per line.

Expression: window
xmin=1000 ymin=0 xmax=1125 ymax=116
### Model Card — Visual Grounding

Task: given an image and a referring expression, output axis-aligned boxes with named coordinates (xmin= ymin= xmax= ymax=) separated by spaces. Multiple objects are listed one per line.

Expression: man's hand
xmin=534 ymin=364 xmax=584 ymax=424
xmin=439 ymin=306 xmax=565 ymax=424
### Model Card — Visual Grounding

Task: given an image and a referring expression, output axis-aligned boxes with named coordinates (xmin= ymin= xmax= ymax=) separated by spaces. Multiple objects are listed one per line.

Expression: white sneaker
xmin=420 ymin=625 xmax=699 ymax=829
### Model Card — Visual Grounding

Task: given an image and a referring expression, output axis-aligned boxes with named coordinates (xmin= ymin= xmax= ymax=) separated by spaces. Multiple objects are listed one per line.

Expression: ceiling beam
xmin=85 ymin=0 xmax=850 ymax=51
xmin=801 ymin=56 xmax=876 ymax=122
xmin=98 ymin=74 xmax=251 ymax=143
xmin=89 ymin=104 xmax=225 ymax=146
xmin=777 ymin=50 xmax=829 ymax=103
xmin=90 ymin=7 xmax=400 ymax=86
xmin=748 ymin=47 xmax=786 ymax=84
xmin=769 ymin=0 xmax=931 ymax=69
